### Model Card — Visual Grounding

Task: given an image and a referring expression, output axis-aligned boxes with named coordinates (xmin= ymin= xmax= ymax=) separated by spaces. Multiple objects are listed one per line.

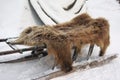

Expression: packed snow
xmin=0 ymin=0 xmax=120 ymax=80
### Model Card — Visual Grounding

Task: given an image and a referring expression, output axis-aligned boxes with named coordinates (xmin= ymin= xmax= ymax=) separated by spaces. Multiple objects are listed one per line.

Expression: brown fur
xmin=11 ymin=13 xmax=110 ymax=72
xmin=54 ymin=13 xmax=92 ymax=31
xmin=53 ymin=13 xmax=93 ymax=59
xmin=13 ymin=26 xmax=73 ymax=72
xmin=66 ymin=17 xmax=110 ymax=56
xmin=15 ymin=13 xmax=93 ymax=58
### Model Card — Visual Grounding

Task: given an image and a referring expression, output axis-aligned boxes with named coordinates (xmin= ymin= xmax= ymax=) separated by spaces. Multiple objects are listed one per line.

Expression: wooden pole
xmin=0 ymin=46 xmax=45 ymax=56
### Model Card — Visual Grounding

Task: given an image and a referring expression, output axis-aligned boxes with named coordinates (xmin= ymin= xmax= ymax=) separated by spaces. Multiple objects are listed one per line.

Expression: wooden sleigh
xmin=0 ymin=37 xmax=47 ymax=63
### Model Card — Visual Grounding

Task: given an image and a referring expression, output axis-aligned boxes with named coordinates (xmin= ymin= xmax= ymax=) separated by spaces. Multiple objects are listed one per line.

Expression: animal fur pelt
xmin=11 ymin=13 xmax=110 ymax=73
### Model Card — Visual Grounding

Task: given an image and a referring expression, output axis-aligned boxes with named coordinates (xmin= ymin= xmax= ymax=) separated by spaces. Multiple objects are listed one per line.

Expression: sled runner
xmin=0 ymin=37 xmax=117 ymax=79
xmin=33 ymin=54 xmax=117 ymax=80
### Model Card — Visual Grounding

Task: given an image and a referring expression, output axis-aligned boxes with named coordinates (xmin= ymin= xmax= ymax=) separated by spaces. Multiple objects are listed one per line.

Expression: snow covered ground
xmin=0 ymin=0 xmax=120 ymax=80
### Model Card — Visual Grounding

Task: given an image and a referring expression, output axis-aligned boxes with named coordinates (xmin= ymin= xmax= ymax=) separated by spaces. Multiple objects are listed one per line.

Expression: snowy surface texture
xmin=0 ymin=0 xmax=120 ymax=80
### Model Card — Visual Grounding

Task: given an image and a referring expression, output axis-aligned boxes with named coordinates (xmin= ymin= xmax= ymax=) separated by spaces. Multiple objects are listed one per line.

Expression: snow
xmin=0 ymin=0 xmax=120 ymax=80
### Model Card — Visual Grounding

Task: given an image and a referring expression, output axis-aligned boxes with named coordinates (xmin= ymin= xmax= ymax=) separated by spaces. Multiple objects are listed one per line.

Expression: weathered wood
xmin=0 ymin=51 xmax=48 ymax=63
xmin=35 ymin=54 xmax=117 ymax=80
xmin=0 ymin=46 xmax=45 ymax=56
